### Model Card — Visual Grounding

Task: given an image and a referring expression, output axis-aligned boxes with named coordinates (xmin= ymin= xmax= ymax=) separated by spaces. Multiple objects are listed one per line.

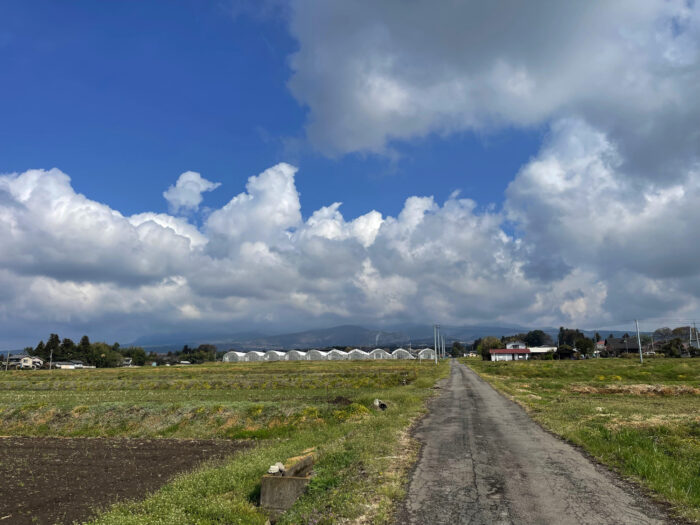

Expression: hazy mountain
xmin=130 ymin=324 xmax=644 ymax=353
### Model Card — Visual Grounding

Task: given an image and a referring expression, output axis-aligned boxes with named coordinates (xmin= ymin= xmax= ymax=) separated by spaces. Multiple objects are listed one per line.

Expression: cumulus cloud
xmin=163 ymin=171 xmax=221 ymax=213
xmin=287 ymin=0 xmax=700 ymax=179
xmin=2 ymin=144 xmax=700 ymax=348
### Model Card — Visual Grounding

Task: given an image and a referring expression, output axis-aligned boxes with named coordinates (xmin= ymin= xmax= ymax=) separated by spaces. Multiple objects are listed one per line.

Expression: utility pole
xmin=4 ymin=351 xmax=9 ymax=372
xmin=635 ymin=320 xmax=643 ymax=364
xmin=694 ymin=321 xmax=700 ymax=350
xmin=441 ymin=335 xmax=445 ymax=359
xmin=433 ymin=324 xmax=438 ymax=365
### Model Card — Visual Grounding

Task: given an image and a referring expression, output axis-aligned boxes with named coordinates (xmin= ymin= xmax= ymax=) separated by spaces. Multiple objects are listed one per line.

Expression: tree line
xmin=22 ymin=335 xmax=224 ymax=367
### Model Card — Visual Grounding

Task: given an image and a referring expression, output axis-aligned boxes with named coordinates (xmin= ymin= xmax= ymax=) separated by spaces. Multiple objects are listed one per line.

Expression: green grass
xmin=0 ymin=361 xmax=449 ymax=523
xmin=462 ymin=358 xmax=700 ymax=523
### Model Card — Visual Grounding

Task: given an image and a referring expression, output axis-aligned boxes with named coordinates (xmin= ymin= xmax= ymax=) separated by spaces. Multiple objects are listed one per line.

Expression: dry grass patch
xmin=571 ymin=384 xmax=700 ymax=395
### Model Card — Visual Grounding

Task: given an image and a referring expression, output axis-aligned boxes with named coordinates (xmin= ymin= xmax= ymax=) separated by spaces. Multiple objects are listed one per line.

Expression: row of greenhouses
xmin=222 ymin=347 xmax=436 ymax=362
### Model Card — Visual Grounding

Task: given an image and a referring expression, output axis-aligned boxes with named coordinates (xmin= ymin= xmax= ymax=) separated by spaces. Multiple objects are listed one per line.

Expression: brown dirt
xmin=0 ymin=436 xmax=252 ymax=525
xmin=570 ymin=384 xmax=700 ymax=395
xmin=329 ymin=396 xmax=352 ymax=406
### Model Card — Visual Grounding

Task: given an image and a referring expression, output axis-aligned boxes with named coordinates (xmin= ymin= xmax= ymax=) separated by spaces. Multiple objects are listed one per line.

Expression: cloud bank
xmin=3 ymin=118 xmax=700 ymax=346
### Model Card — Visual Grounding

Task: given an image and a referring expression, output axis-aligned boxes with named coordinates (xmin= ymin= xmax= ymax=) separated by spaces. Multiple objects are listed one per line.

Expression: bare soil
xmin=0 ymin=436 xmax=252 ymax=525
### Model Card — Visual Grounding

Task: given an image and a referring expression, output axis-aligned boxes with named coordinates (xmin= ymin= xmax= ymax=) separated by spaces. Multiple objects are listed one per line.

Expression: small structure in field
xmin=286 ymin=350 xmax=307 ymax=361
xmin=369 ymin=348 xmax=391 ymax=360
xmin=264 ymin=350 xmax=286 ymax=362
xmin=306 ymin=349 xmax=328 ymax=361
xmin=391 ymin=348 xmax=414 ymax=360
xmin=348 ymin=349 xmax=369 ymax=360
xmin=417 ymin=348 xmax=435 ymax=360
xmin=326 ymin=349 xmax=349 ymax=360
xmin=246 ymin=351 xmax=265 ymax=362
xmin=222 ymin=351 xmax=247 ymax=362
xmin=490 ymin=348 xmax=530 ymax=361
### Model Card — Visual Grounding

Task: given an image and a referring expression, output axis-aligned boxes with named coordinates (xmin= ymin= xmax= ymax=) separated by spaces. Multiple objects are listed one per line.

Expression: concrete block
xmin=260 ymin=474 xmax=311 ymax=519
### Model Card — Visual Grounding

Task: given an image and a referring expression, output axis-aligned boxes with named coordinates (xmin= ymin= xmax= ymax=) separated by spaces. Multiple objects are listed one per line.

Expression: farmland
xmin=463 ymin=358 xmax=700 ymax=523
xmin=0 ymin=360 xmax=448 ymax=524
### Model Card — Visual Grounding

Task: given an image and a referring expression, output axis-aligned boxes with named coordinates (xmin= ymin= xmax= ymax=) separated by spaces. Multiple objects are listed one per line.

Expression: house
xmin=506 ymin=341 xmax=527 ymax=349
xmin=605 ymin=337 xmax=633 ymax=355
xmin=490 ymin=348 xmax=530 ymax=361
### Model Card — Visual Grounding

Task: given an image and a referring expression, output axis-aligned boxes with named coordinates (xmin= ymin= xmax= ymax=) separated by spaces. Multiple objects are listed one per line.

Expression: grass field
xmin=0 ymin=360 xmax=448 ymax=524
xmin=462 ymin=358 xmax=700 ymax=523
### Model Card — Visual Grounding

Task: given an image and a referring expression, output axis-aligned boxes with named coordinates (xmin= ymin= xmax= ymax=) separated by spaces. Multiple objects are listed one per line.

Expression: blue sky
xmin=0 ymin=1 xmax=542 ymax=220
xmin=1 ymin=1 xmax=699 ymax=348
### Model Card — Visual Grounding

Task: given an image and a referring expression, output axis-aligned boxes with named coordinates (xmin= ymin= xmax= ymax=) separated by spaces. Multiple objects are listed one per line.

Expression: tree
xmin=477 ymin=336 xmax=501 ymax=361
xmin=660 ymin=338 xmax=683 ymax=358
xmin=523 ymin=330 xmax=553 ymax=347
xmin=575 ymin=338 xmax=594 ymax=356
xmin=450 ymin=341 xmax=464 ymax=357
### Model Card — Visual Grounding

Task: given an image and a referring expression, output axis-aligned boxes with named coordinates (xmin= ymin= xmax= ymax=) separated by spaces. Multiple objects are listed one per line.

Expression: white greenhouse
xmin=348 ymin=349 xmax=370 ymax=360
xmin=392 ymin=348 xmax=414 ymax=360
xmin=369 ymin=348 xmax=391 ymax=360
xmin=326 ymin=349 xmax=349 ymax=360
xmin=264 ymin=350 xmax=286 ymax=361
xmin=306 ymin=349 xmax=329 ymax=361
xmin=246 ymin=351 xmax=265 ymax=362
xmin=286 ymin=350 xmax=307 ymax=361
xmin=222 ymin=351 xmax=247 ymax=362
xmin=417 ymin=348 xmax=435 ymax=360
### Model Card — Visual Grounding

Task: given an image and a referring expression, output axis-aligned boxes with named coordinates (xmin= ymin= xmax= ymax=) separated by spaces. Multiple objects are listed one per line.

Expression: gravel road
xmin=396 ymin=360 xmax=678 ymax=525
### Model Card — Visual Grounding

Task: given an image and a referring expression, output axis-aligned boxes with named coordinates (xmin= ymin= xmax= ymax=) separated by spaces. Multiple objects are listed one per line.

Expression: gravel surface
xmin=397 ymin=360 xmax=679 ymax=525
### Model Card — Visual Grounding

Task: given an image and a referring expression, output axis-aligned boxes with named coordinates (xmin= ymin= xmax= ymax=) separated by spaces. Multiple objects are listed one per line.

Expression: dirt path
xmin=396 ymin=360 xmax=678 ymax=525
xmin=0 ymin=437 xmax=251 ymax=525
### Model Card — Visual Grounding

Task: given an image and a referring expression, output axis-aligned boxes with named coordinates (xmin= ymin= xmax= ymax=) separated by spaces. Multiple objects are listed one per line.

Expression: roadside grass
xmin=0 ymin=361 xmax=448 ymax=524
xmin=462 ymin=358 xmax=700 ymax=523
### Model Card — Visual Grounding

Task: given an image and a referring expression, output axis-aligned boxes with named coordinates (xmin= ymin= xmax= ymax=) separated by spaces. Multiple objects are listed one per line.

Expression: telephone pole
xmin=433 ymin=324 xmax=439 ymax=365
xmin=635 ymin=320 xmax=643 ymax=364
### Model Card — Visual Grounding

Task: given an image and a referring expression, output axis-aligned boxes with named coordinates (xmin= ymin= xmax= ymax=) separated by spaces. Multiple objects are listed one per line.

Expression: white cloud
xmin=287 ymin=0 xmax=700 ymax=180
xmin=163 ymin=171 xmax=221 ymax=213
xmin=2 ymin=136 xmax=700 ymax=347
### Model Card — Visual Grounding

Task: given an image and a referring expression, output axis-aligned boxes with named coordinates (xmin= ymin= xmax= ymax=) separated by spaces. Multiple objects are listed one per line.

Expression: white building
xmin=327 ymin=349 xmax=349 ymax=360
xmin=417 ymin=348 xmax=435 ymax=360
xmin=286 ymin=350 xmax=307 ymax=361
xmin=392 ymin=348 xmax=414 ymax=360
xmin=490 ymin=348 xmax=530 ymax=361
xmin=264 ymin=350 xmax=286 ymax=361
xmin=369 ymin=348 xmax=391 ymax=360
xmin=506 ymin=341 xmax=527 ymax=349
xmin=222 ymin=351 xmax=247 ymax=362
xmin=528 ymin=346 xmax=556 ymax=355
xmin=306 ymin=349 xmax=329 ymax=361
xmin=348 ymin=349 xmax=369 ymax=360
xmin=246 ymin=351 xmax=265 ymax=362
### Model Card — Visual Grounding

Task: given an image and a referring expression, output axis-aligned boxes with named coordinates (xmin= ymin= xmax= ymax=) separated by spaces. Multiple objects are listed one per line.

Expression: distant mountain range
xmin=130 ymin=323 xmax=638 ymax=353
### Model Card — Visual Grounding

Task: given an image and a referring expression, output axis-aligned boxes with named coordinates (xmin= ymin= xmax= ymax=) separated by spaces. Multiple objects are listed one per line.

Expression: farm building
xmin=369 ymin=348 xmax=391 ymax=359
xmin=264 ymin=350 xmax=286 ymax=361
xmin=306 ymin=349 xmax=329 ymax=361
xmin=417 ymin=348 xmax=435 ymax=360
xmin=327 ymin=349 xmax=349 ymax=360
xmin=348 ymin=349 xmax=369 ymax=360
xmin=392 ymin=348 xmax=414 ymax=359
xmin=286 ymin=350 xmax=307 ymax=361
xmin=222 ymin=351 xmax=247 ymax=362
xmin=246 ymin=351 xmax=265 ymax=362
xmin=490 ymin=348 xmax=530 ymax=361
